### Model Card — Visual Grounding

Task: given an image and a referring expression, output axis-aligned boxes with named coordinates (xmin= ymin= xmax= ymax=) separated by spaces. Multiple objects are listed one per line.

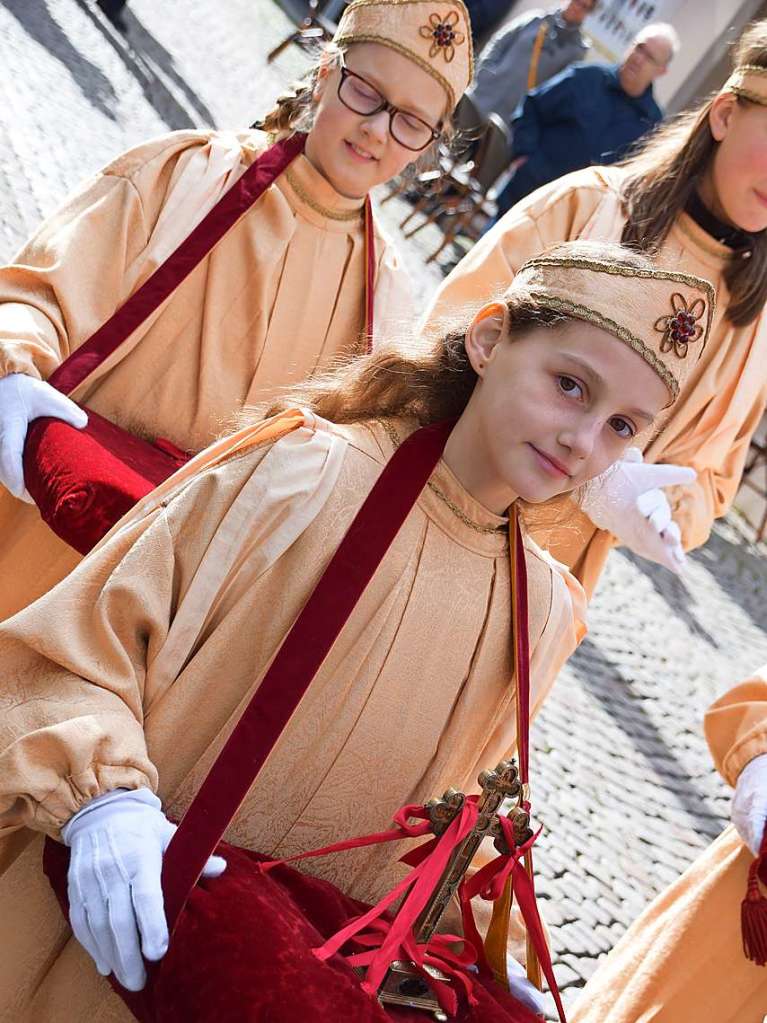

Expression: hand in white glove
xmin=507 ymin=954 xmax=547 ymax=1016
xmin=0 ymin=372 xmax=88 ymax=502
xmin=732 ymin=754 xmax=767 ymax=856
xmin=580 ymin=447 xmax=696 ymax=574
xmin=62 ymin=788 xmax=226 ymax=991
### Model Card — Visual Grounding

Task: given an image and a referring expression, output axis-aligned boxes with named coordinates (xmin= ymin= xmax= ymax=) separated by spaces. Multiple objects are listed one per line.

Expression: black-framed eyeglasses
xmin=337 ymin=57 xmax=442 ymax=152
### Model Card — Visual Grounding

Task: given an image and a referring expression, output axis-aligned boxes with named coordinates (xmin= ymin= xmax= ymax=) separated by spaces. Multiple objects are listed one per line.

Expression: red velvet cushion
xmin=23 ymin=410 xmax=189 ymax=555
xmin=43 ymin=838 xmax=541 ymax=1023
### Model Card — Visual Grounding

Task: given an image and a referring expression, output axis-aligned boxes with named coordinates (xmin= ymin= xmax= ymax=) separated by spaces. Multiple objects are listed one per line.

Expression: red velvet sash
xmin=48 ymin=133 xmax=375 ymax=399
xmin=24 ymin=134 xmax=377 ymax=556
xmin=161 ymin=419 xmax=454 ymax=928
xmin=159 ymin=426 xmax=566 ymax=1020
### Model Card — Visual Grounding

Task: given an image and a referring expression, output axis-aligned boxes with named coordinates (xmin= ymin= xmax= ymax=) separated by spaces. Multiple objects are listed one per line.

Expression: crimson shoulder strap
xmin=161 ymin=419 xmax=454 ymax=930
xmin=48 ymin=133 xmax=382 ymax=395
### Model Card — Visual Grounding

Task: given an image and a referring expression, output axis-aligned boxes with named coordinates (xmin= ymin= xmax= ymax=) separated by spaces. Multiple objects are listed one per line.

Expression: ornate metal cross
xmin=374 ymin=759 xmax=534 ymax=1020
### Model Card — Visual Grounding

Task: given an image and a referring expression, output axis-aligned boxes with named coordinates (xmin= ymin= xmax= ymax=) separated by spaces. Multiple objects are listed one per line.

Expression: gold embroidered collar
xmin=285 ymin=166 xmax=364 ymax=222
xmin=377 ymin=418 xmax=509 ymax=535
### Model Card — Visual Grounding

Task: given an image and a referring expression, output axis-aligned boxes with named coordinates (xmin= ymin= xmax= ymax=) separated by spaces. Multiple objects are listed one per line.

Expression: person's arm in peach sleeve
xmin=0 ymin=130 xmax=243 ymax=381
xmin=420 ymin=170 xmax=611 ymax=341
xmin=704 ymin=669 xmax=767 ymax=855
xmin=666 ymin=391 xmax=767 ymax=551
xmin=705 ymin=673 xmax=767 ymax=788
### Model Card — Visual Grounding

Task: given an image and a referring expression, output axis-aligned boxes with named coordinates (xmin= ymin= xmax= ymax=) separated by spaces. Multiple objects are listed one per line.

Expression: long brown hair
xmin=246 ymin=241 xmax=654 ymax=429
xmin=620 ymin=19 xmax=767 ymax=326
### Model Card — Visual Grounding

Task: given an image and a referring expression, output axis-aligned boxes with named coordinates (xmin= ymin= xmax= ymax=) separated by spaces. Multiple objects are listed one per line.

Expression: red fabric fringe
xmin=742 ymin=832 xmax=767 ymax=967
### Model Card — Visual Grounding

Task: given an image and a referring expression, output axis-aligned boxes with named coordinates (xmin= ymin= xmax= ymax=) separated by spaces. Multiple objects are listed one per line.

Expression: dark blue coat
xmin=501 ymin=62 xmax=662 ymax=211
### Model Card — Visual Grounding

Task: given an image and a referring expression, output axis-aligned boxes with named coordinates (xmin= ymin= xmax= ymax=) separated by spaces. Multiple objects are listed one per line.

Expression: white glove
xmin=0 ymin=371 xmax=88 ymax=502
xmin=62 ymin=788 xmax=226 ymax=991
xmin=580 ymin=447 xmax=696 ymax=574
xmin=507 ymin=954 xmax=547 ymax=1015
xmin=732 ymin=754 xmax=767 ymax=855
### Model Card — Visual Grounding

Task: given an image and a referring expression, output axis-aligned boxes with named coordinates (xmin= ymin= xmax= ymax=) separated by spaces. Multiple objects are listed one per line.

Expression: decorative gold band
xmin=284 ymin=168 xmax=364 ymax=221
xmin=334 ymin=31 xmax=456 ymax=109
xmin=525 ymin=291 xmax=679 ymax=401
xmin=376 ymin=418 xmax=508 ymax=534
xmin=722 ymin=65 xmax=767 ymax=106
xmin=520 ymin=254 xmax=717 ymax=301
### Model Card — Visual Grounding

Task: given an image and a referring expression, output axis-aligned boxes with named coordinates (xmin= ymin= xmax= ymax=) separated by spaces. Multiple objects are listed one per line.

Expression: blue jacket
xmin=506 ymin=62 xmax=662 ymax=206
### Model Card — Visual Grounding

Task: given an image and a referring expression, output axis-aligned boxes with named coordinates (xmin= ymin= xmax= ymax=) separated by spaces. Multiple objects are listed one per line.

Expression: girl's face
xmin=702 ymin=94 xmax=767 ymax=232
xmin=444 ymin=308 xmax=670 ymax=514
xmin=304 ymin=43 xmax=448 ymax=199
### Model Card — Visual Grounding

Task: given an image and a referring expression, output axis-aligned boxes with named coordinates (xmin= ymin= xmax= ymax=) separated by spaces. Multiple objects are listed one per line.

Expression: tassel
xmin=742 ymin=858 xmax=767 ymax=966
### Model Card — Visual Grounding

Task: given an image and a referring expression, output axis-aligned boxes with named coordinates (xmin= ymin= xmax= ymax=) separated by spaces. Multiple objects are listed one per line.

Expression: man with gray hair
xmin=492 ymin=21 xmax=679 ymax=219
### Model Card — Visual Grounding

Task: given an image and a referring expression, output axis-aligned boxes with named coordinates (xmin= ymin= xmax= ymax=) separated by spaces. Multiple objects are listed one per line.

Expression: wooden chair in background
xmin=397 ymin=107 xmax=510 ymax=263
xmin=267 ymin=0 xmax=338 ymax=62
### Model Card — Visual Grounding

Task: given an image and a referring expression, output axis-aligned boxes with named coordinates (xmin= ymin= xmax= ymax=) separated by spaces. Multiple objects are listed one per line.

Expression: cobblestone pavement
xmin=1 ymin=0 xmax=767 ymax=1014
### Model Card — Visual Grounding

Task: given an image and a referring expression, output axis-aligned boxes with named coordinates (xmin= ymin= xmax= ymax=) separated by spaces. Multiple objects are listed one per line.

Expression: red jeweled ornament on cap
xmin=420 ymin=10 xmax=465 ymax=61
xmin=654 ymin=293 xmax=706 ymax=359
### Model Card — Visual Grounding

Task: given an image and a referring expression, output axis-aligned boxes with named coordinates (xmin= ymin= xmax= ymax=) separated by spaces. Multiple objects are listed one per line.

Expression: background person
xmin=424 ymin=18 xmax=767 ymax=599
xmin=468 ymin=0 xmax=597 ymax=142
xmin=462 ymin=0 xmax=516 ymax=50
xmin=494 ymin=21 xmax=678 ymax=218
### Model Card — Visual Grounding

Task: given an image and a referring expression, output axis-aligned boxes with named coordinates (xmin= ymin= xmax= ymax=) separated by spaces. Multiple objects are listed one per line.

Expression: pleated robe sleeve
xmin=0 ymin=423 xmax=344 ymax=838
xmin=704 ymin=667 xmax=767 ymax=787
xmin=0 ymin=129 xmax=250 ymax=381
xmin=419 ymin=170 xmax=611 ymax=340
xmin=657 ymin=366 xmax=767 ymax=553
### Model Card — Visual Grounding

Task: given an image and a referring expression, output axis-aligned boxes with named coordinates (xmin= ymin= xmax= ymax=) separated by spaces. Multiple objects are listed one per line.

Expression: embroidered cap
xmin=720 ymin=64 xmax=767 ymax=106
xmin=333 ymin=0 xmax=474 ymax=111
xmin=505 ymin=245 xmax=716 ymax=401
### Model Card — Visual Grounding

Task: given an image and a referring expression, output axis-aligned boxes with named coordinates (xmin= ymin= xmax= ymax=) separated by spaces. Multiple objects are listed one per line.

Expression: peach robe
xmin=570 ymin=669 xmax=767 ymax=1023
xmin=0 ymin=415 xmax=585 ymax=1022
xmin=423 ymin=166 xmax=767 ymax=596
xmin=0 ymin=128 xmax=411 ymax=621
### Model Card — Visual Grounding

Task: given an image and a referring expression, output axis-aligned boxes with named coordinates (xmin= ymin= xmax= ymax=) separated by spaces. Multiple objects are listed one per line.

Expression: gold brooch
xmin=653 ymin=293 xmax=706 ymax=358
xmin=419 ymin=10 xmax=465 ymax=62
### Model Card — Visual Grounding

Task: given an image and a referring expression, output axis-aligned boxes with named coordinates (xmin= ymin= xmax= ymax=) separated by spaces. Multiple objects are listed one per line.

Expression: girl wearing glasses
xmin=425 ymin=17 xmax=767 ymax=600
xmin=0 ymin=241 xmax=712 ymax=1019
xmin=0 ymin=0 xmax=471 ymax=623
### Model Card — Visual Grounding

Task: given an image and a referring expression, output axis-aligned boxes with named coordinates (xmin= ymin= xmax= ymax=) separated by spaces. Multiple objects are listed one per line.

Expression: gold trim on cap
xmin=526 ymin=291 xmax=679 ymax=400
xmin=333 ymin=0 xmax=473 ymax=111
xmin=512 ymin=253 xmax=716 ymax=401
xmin=731 ymin=64 xmax=767 ymax=77
xmin=722 ymin=64 xmax=767 ymax=107
xmin=334 ymin=31 xmax=458 ymax=108
xmin=520 ymin=254 xmax=716 ymax=354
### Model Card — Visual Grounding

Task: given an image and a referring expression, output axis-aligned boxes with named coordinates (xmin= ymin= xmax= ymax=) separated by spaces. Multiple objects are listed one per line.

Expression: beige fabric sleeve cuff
xmin=33 ymin=767 xmax=157 ymax=837
xmin=0 ymin=340 xmax=44 ymax=380
xmin=704 ymin=678 xmax=767 ymax=787
xmin=719 ymin=727 xmax=767 ymax=789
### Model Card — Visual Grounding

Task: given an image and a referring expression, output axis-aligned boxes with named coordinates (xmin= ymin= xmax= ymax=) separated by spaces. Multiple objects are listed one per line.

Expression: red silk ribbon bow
xmin=259 ymin=795 xmax=547 ymax=1017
